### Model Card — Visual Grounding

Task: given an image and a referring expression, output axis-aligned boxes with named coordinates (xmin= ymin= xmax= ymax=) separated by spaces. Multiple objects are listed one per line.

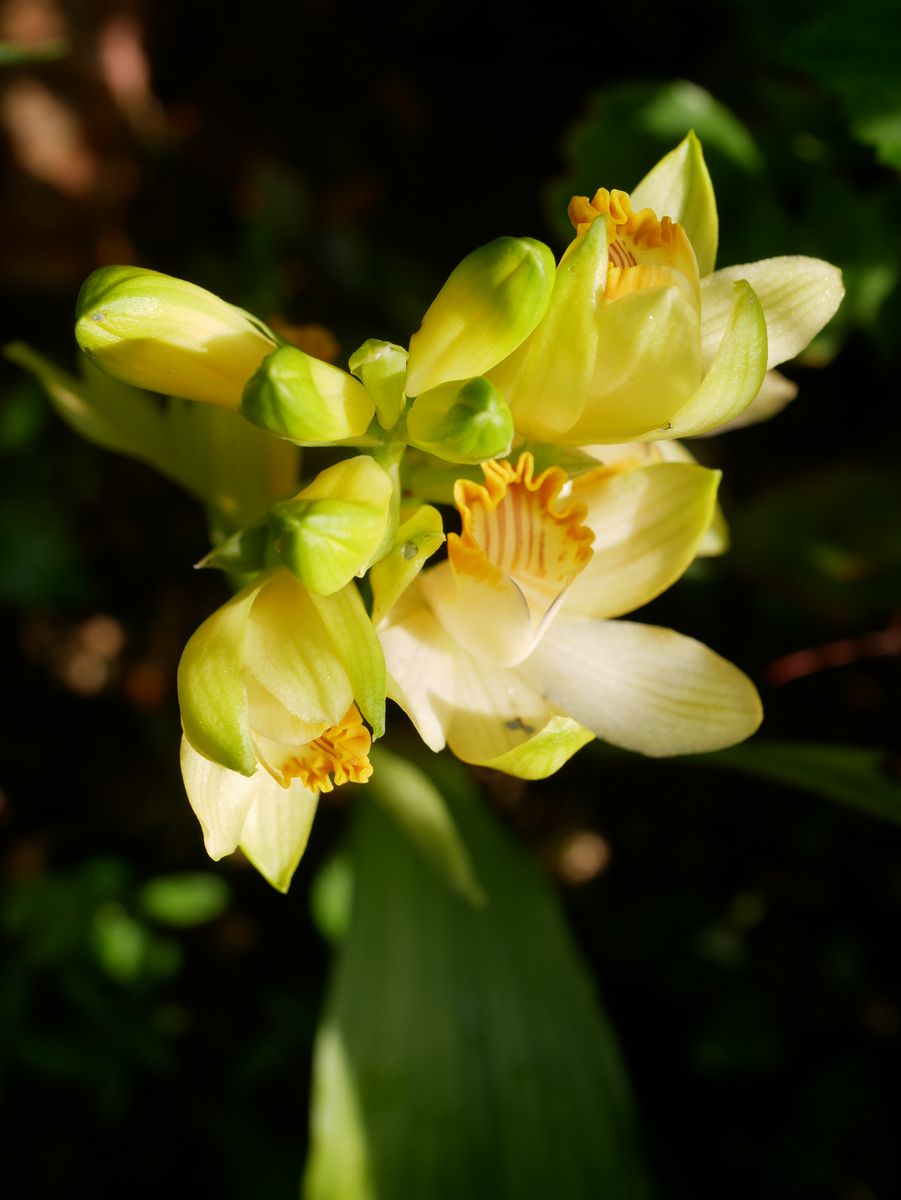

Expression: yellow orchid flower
xmin=378 ymin=452 xmax=761 ymax=778
xmin=178 ymin=569 xmax=386 ymax=890
xmin=491 ymin=132 xmax=844 ymax=444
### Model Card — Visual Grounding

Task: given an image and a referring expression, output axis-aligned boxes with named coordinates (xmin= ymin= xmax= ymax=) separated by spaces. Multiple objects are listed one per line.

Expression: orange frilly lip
xmin=567 ymin=186 xmax=700 ymax=308
xmin=448 ymin=451 xmax=594 ymax=628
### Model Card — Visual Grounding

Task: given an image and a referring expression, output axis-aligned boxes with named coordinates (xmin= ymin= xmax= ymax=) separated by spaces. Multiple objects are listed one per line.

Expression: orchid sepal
xmin=651 ymin=279 xmax=768 ymax=439
xmin=177 ymin=579 xmax=264 ymax=776
xmin=369 ymin=504 xmax=446 ymax=627
xmin=630 ymin=130 xmax=719 ymax=277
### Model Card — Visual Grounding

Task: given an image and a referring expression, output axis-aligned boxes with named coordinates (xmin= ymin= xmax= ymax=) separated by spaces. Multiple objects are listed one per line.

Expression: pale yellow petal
xmin=658 ymin=280 xmax=767 ymax=439
xmin=524 ymin=616 xmax=762 ymax=756
xmin=563 ymin=285 xmax=702 ymax=443
xmin=246 ymin=572 xmax=352 ymax=727
xmin=180 ymin=735 xmax=258 ymax=860
xmin=420 ymin=554 xmax=556 ymax=669
xmin=239 ymin=775 xmax=320 ymax=893
xmin=459 ymin=714 xmax=594 ymax=780
xmin=630 ymin=130 xmax=719 ymax=278
xmin=378 ymin=584 xmax=457 ymax=752
xmin=308 ymin=583 xmax=387 ymax=739
xmin=177 ymin=578 xmax=263 ymax=776
xmin=701 ymin=257 xmax=843 ymax=370
xmin=444 ymin=651 xmax=556 ymax=766
xmin=565 ymin=463 xmax=720 ymax=619
xmin=703 ymin=369 xmax=797 ymax=435
xmin=369 ymin=504 xmax=445 ymax=627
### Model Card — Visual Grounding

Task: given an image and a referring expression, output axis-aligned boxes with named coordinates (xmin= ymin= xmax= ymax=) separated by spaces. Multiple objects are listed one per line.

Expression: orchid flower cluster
xmin=65 ymin=134 xmax=843 ymax=890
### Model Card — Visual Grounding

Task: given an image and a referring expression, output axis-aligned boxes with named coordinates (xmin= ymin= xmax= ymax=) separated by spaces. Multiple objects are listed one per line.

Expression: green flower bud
xmin=348 ymin=339 xmax=408 ymax=430
xmin=240 ymin=345 xmax=375 ymax=445
xmin=268 ymin=456 xmax=394 ymax=594
xmin=406 ymin=376 xmax=513 ymax=465
xmin=405 ymin=237 xmax=556 ymax=397
xmin=74 ymin=266 xmax=276 ymax=408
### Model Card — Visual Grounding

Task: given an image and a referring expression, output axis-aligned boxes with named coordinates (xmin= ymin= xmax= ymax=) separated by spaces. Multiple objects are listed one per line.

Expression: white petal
xmin=702 ymin=257 xmax=843 ymax=370
xmin=524 ymin=617 xmax=762 ymax=756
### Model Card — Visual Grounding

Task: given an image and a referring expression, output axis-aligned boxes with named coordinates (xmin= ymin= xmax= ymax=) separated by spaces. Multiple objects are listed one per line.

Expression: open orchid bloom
xmin=491 ymin=133 xmax=843 ymax=445
xmin=378 ymin=452 xmax=761 ymax=779
xmin=178 ymin=570 xmax=385 ymax=890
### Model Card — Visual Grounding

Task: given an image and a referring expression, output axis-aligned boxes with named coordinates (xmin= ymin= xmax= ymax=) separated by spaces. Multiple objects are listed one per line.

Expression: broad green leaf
xmin=165 ymin=398 xmax=299 ymax=527
xmin=5 ymin=343 xmax=171 ymax=471
xmin=7 ymin=343 xmax=299 ymax=529
xmin=303 ymin=757 xmax=650 ymax=1200
xmin=692 ymin=740 xmax=901 ymax=826
xmin=310 ymin=851 xmax=355 ymax=943
xmin=543 ymin=81 xmax=762 ymax=242
xmin=367 ymin=745 xmax=484 ymax=905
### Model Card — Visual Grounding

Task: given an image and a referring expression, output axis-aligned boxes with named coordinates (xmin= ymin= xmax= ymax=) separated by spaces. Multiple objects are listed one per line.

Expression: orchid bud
xmin=241 ymin=345 xmax=375 ymax=445
xmin=75 ymin=266 xmax=276 ymax=408
xmin=405 ymin=237 xmax=556 ymax=397
xmin=269 ymin=456 xmax=394 ymax=594
xmin=406 ymin=376 xmax=513 ymax=464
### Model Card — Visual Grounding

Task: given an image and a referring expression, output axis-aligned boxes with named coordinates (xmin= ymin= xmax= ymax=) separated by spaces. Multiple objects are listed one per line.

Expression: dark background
xmin=1 ymin=1 xmax=900 ymax=1196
